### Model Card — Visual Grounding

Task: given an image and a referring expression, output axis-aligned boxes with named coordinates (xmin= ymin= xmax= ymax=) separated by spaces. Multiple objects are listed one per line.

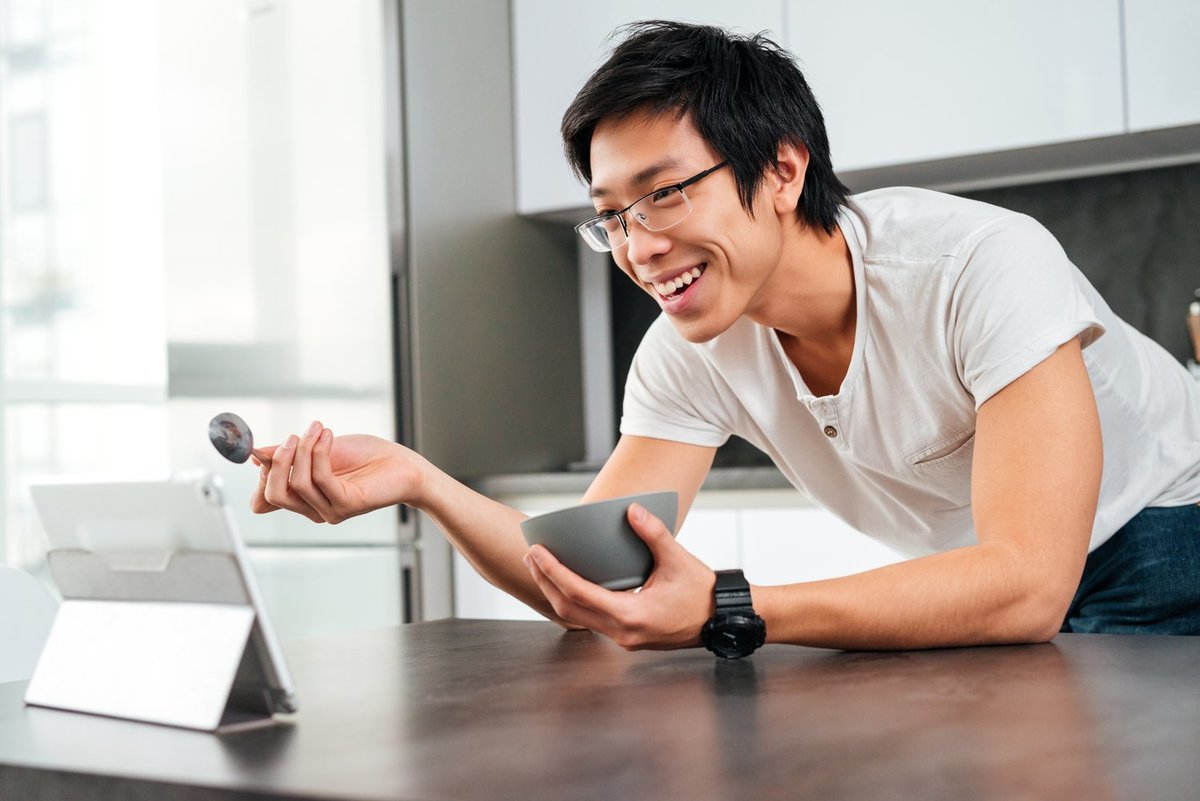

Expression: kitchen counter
xmin=1 ymin=620 xmax=1198 ymax=800
xmin=471 ymin=464 xmax=795 ymax=501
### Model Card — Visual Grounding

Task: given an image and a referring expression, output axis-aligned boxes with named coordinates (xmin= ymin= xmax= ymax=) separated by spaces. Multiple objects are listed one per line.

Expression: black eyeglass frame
xmin=575 ymin=160 xmax=731 ymax=251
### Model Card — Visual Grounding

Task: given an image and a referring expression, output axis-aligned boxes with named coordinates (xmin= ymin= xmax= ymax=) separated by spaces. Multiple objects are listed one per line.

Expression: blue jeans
xmin=1060 ymin=504 xmax=1200 ymax=635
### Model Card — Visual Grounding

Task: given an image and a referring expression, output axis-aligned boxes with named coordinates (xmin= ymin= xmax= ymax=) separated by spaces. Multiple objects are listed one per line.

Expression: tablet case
xmin=24 ymin=475 xmax=297 ymax=732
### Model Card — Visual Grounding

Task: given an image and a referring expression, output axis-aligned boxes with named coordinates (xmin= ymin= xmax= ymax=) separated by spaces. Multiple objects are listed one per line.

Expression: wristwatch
xmin=701 ymin=569 xmax=766 ymax=659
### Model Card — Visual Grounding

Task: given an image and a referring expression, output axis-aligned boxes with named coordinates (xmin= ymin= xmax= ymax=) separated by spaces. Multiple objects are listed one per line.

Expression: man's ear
xmin=770 ymin=141 xmax=809 ymax=216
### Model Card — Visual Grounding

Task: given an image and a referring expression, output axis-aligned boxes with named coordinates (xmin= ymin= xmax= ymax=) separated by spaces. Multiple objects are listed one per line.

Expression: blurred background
xmin=0 ymin=0 xmax=401 ymax=640
xmin=1 ymin=0 xmax=1197 ymax=641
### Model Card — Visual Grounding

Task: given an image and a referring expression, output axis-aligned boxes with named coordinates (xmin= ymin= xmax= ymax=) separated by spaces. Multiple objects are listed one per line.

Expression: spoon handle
xmin=251 ymin=448 xmax=273 ymax=468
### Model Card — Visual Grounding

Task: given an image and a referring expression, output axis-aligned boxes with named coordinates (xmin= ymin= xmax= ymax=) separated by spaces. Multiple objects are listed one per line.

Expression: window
xmin=0 ymin=0 xmax=396 ymax=586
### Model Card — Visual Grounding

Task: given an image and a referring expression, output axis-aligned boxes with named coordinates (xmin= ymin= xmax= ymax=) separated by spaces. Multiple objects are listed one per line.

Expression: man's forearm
xmin=753 ymin=542 xmax=1070 ymax=650
xmin=415 ymin=464 xmax=567 ymax=625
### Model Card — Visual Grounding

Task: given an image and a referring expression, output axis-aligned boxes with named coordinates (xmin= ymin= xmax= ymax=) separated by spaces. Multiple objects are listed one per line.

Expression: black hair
xmin=561 ymin=20 xmax=849 ymax=235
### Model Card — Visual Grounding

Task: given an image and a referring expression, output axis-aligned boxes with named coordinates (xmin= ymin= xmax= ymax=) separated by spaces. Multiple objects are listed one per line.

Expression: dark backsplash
xmin=963 ymin=163 xmax=1200 ymax=366
xmin=609 ymin=162 xmax=1200 ymax=468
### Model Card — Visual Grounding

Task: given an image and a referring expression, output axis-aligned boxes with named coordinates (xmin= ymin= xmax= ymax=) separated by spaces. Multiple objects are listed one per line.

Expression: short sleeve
xmin=620 ymin=316 xmax=734 ymax=447
xmin=950 ymin=215 xmax=1106 ymax=409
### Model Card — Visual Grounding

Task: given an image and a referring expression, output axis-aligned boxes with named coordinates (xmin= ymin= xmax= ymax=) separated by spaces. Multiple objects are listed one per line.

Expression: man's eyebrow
xmin=589 ymin=159 xmax=684 ymax=199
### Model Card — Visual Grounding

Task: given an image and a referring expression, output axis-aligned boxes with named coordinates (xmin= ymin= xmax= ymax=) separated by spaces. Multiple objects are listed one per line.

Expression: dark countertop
xmin=1 ymin=620 xmax=1198 ymax=800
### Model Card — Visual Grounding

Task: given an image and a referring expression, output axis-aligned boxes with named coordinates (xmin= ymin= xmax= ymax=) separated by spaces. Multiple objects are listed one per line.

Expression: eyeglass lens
xmin=580 ymin=188 xmax=692 ymax=252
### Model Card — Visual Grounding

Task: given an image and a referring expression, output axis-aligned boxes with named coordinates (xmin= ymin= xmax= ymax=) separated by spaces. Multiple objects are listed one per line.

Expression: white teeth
xmin=651 ymin=266 xmax=705 ymax=298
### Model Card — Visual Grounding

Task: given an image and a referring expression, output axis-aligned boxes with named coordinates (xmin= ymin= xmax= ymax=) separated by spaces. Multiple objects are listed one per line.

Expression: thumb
xmin=627 ymin=503 xmax=677 ymax=556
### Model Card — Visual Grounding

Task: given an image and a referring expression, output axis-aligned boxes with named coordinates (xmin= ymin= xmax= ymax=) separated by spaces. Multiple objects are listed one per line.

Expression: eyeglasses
xmin=575 ymin=161 xmax=730 ymax=253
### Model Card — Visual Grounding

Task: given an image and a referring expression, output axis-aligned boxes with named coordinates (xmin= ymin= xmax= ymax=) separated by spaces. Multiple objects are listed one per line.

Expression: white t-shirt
xmin=620 ymin=187 xmax=1200 ymax=557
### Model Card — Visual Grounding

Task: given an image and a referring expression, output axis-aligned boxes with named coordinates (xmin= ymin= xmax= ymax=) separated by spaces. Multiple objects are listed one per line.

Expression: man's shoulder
xmin=845 ymin=187 xmax=1030 ymax=263
xmin=850 ymin=185 xmax=1008 ymax=218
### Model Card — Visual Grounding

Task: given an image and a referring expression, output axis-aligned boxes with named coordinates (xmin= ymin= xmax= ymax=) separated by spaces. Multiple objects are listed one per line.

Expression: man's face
xmin=588 ymin=110 xmax=788 ymax=343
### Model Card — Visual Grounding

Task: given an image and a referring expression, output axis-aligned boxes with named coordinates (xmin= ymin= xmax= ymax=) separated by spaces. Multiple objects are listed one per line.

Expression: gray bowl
xmin=520 ymin=492 xmax=678 ymax=590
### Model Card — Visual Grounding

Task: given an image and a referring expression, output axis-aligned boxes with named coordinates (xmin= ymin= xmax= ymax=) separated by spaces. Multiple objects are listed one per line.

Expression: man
xmin=253 ymin=21 xmax=1200 ymax=654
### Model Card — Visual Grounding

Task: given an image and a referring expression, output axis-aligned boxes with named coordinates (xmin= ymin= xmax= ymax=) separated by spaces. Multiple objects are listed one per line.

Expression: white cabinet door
xmin=247 ymin=547 xmax=403 ymax=642
xmin=453 ymin=550 xmax=547 ymax=621
xmin=739 ymin=508 xmax=903 ymax=585
xmin=1124 ymin=0 xmax=1200 ymax=131
xmin=786 ymin=0 xmax=1125 ymax=170
xmin=512 ymin=0 xmax=784 ymax=215
xmin=676 ymin=509 xmax=741 ymax=570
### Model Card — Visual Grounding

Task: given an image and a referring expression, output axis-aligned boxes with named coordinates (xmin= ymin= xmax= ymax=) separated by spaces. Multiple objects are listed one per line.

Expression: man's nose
xmin=623 ymin=219 xmax=671 ymax=265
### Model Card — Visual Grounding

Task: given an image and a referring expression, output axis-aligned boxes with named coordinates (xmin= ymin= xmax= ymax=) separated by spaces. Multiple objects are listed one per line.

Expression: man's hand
xmin=523 ymin=503 xmax=717 ymax=650
xmin=251 ymin=421 xmax=431 ymax=524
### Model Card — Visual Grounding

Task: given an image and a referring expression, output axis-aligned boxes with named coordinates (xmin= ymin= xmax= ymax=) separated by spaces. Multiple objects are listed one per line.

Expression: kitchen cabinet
xmin=452 ymin=499 xmax=902 ymax=620
xmin=511 ymin=1 xmax=1200 ymax=215
xmin=511 ymin=0 xmax=784 ymax=215
xmin=247 ymin=546 xmax=403 ymax=641
xmin=739 ymin=507 xmax=904 ymax=585
xmin=1123 ymin=0 xmax=1200 ymax=131
xmin=454 ymin=552 xmax=545 ymax=621
xmin=675 ymin=508 xmax=742 ymax=573
xmin=784 ymin=0 xmax=1125 ymax=171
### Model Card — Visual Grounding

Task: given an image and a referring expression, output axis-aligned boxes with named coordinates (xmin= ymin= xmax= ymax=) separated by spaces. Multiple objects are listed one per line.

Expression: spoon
xmin=208 ymin=412 xmax=272 ymax=467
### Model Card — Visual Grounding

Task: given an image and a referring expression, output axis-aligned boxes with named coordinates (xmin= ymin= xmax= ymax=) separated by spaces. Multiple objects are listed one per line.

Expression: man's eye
xmin=596 ymin=213 xmax=623 ymax=233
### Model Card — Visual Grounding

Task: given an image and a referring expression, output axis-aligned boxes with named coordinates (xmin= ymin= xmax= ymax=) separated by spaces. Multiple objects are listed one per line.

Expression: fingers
xmin=309 ymin=428 xmax=348 ymax=515
xmin=251 ymin=444 xmax=278 ymax=469
xmin=251 ymin=422 xmax=347 ymax=525
xmin=261 ymin=434 xmax=324 ymax=523
xmin=287 ymin=420 xmax=336 ymax=520
xmin=250 ymin=460 xmax=280 ymax=514
xmin=524 ymin=545 xmax=626 ymax=634
xmin=250 ymin=447 xmax=273 ymax=468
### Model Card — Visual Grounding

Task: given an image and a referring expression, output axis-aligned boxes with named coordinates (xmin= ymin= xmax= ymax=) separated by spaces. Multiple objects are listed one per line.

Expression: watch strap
xmin=712 ymin=569 xmax=753 ymax=611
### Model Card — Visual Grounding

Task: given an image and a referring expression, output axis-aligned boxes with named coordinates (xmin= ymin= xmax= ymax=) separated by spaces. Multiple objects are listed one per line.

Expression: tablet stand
xmin=25 ymin=549 xmax=281 ymax=732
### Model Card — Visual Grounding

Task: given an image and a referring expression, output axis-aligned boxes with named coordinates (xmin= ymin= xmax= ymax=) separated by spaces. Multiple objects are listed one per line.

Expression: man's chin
xmin=669 ymin=316 xmax=726 ymax=345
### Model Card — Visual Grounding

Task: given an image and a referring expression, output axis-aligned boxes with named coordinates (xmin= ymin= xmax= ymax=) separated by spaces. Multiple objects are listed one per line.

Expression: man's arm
xmin=420 ymin=435 xmax=714 ymax=626
xmin=527 ymin=337 xmax=1102 ymax=649
xmin=581 ymin=435 xmax=717 ymax=519
xmin=753 ymin=337 xmax=1102 ymax=648
xmin=255 ymin=421 xmax=715 ymax=628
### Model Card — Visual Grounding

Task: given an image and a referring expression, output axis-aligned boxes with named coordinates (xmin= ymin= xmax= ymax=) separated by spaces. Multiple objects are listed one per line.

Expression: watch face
xmin=703 ymin=613 xmax=766 ymax=659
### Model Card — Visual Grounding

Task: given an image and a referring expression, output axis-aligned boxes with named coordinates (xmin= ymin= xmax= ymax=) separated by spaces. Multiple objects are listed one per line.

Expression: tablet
xmin=29 ymin=472 xmax=297 ymax=717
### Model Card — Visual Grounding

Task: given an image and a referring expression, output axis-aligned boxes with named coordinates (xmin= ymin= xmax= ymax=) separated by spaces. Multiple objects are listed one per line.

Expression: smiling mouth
xmin=651 ymin=264 xmax=706 ymax=299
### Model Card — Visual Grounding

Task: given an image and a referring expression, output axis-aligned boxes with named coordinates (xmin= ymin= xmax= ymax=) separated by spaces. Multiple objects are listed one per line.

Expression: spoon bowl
xmin=209 ymin=412 xmax=271 ymax=466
